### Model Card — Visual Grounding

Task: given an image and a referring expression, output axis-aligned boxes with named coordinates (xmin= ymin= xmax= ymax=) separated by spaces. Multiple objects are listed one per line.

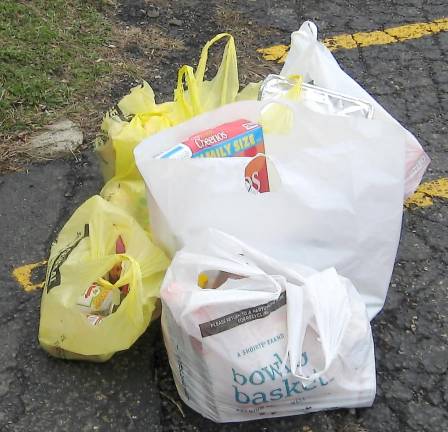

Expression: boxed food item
xmin=157 ymin=119 xmax=270 ymax=193
xmin=156 ymin=119 xmax=264 ymax=159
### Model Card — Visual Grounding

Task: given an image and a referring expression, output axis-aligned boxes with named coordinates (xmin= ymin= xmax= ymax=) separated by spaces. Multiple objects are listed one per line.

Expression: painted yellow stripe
xmin=257 ymin=44 xmax=290 ymax=63
xmin=258 ymin=17 xmax=448 ymax=63
xmin=405 ymin=178 xmax=448 ymax=208
xmin=12 ymin=260 xmax=47 ymax=292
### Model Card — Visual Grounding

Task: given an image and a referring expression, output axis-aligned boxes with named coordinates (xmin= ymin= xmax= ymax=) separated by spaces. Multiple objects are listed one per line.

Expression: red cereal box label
xmin=156 ymin=119 xmax=270 ymax=192
xmin=187 ymin=119 xmax=264 ymax=158
xmin=245 ymin=155 xmax=270 ymax=194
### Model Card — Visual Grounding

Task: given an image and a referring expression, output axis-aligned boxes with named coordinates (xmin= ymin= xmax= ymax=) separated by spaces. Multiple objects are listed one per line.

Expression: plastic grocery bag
xmin=98 ymin=34 xmax=239 ymax=182
xmin=161 ymin=230 xmax=376 ymax=422
xmin=96 ymin=34 xmax=239 ymax=230
xmin=39 ymin=195 xmax=169 ymax=362
xmin=280 ymin=21 xmax=430 ymax=198
xmin=100 ymin=176 xmax=150 ymax=232
xmin=135 ymin=99 xmax=406 ymax=319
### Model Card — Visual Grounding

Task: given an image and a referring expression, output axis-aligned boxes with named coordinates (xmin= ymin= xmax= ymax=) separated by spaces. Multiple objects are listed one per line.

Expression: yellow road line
xmin=12 ymin=260 xmax=47 ymax=292
xmin=405 ymin=178 xmax=448 ymax=208
xmin=258 ymin=17 xmax=448 ymax=63
xmin=257 ymin=44 xmax=290 ymax=63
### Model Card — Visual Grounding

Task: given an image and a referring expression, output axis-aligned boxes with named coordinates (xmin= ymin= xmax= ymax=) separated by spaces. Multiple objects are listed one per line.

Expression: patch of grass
xmin=0 ymin=0 xmax=112 ymax=134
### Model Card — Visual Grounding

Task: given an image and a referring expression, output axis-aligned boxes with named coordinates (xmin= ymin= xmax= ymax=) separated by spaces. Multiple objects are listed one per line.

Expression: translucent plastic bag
xmin=38 ymin=195 xmax=169 ymax=362
xmin=161 ymin=230 xmax=375 ymax=422
xmin=281 ymin=21 xmax=430 ymax=197
xmin=135 ymin=99 xmax=406 ymax=319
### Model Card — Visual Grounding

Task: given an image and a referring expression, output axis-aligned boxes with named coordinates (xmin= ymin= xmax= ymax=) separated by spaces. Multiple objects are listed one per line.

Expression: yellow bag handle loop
xmin=119 ymin=253 xmax=144 ymax=325
xmin=174 ymin=33 xmax=238 ymax=119
xmin=195 ymin=33 xmax=236 ymax=83
xmin=174 ymin=65 xmax=203 ymax=118
xmin=96 ymin=253 xmax=144 ymax=324
xmin=286 ymin=74 xmax=303 ymax=99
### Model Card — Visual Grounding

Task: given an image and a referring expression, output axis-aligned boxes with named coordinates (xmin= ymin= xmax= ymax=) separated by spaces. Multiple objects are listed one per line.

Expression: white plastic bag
xmin=135 ymin=99 xmax=406 ymax=319
xmin=281 ymin=21 xmax=430 ymax=198
xmin=161 ymin=230 xmax=376 ymax=422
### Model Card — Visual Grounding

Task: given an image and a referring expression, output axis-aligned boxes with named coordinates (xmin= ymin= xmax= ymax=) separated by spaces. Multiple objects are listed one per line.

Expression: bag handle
xmin=91 ymin=253 xmax=145 ymax=326
xmin=301 ymin=21 xmax=318 ymax=40
xmin=195 ymin=33 xmax=236 ymax=84
xmin=174 ymin=65 xmax=203 ymax=118
xmin=178 ymin=249 xmax=283 ymax=291
xmin=259 ymin=99 xmax=302 ymax=136
xmin=282 ymin=268 xmax=352 ymax=381
xmin=174 ymin=33 xmax=238 ymax=119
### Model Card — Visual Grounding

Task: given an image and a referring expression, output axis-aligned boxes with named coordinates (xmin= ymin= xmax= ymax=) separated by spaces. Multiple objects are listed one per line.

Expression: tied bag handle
xmin=281 ymin=268 xmax=352 ymax=381
xmin=302 ymin=21 xmax=318 ymax=40
xmin=107 ymin=253 xmax=145 ymax=327
xmin=280 ymin=21 xmax=318 ymax=79
xmin=259 ymin=98 xmax=302 ymax=136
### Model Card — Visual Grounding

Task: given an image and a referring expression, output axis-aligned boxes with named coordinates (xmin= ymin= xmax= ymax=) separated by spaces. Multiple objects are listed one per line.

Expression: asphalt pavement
xmin=0 ymin=0 xmax=447 ymax=431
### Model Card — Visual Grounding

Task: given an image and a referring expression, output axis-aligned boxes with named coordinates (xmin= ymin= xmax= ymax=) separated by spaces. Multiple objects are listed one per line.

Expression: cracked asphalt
xmin=1 ymin=1 xmax=447 ymax=431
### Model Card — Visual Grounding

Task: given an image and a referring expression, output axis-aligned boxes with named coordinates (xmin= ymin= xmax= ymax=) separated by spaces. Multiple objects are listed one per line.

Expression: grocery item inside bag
xmin=76 ymin=234 xmax=129 ymax=325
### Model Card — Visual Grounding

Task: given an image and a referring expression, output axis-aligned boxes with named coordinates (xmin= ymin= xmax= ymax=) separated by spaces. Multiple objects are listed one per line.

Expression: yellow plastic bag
xmin=173 ymin=33 xmax=239 ymax=120
xmin=259 ymin=75 xmax=303 ymax=134
xmin=38 ymin=195 xmax=169 ymax=362
xmin=100 ymin=176 xmax=150 ymax=232
xmin=98 ymin=84 xmax=175 ymax=181
xmin=98 ymin=98 xmax=171 ymax=230
xmin=235 ymin=81 xmax=262 ymax=101
xmin=98 ymin=33 xmax=239 ymax=183
xmin=96 ymin=34 xmax=240 ymax=231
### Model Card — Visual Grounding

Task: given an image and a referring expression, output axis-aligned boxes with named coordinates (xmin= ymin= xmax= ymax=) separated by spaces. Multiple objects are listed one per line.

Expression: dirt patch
xmin=113 ymin=0 xmax=288 ymax=88
xmin=0 ymin=135 xmax=34 ymax=173
xmin=1 ymin=0 xmax=294 ymax=174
